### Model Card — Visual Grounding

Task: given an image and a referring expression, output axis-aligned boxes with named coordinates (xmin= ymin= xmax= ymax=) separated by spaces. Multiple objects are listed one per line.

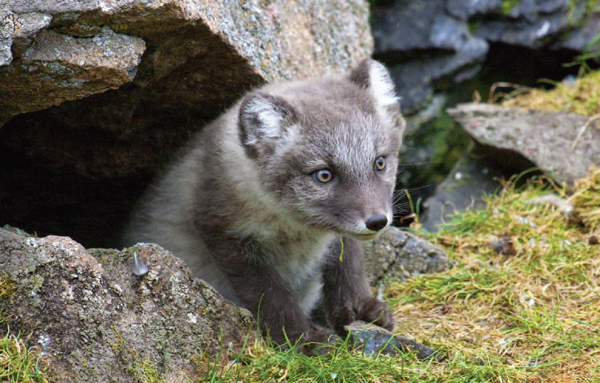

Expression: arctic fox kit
xmin=125 ymin=59 xmax=406 ymax=348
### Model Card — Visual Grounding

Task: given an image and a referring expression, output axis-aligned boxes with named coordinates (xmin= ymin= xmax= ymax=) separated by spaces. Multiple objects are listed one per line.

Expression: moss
xmin=502 ymin=69 xmax=600 ymax=116
xmin=109 ymin=327 xmax=165 ymax=383
xmin=468 ymin=21 xmax=480 ymax=34
xmin=0 ymin=273 xmax=16 ymax=324
xmin=501 ymin=0 xmax=521 ymax=16
xmin=0 ymin=273 xmax=16 ymax=304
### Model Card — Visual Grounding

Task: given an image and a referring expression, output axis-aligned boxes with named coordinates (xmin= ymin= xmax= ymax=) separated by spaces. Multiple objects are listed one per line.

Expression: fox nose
xmin=365 ymin=214 xmax=388 ymax=232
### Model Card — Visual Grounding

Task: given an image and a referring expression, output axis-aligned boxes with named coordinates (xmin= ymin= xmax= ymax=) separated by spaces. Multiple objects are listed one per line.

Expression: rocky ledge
xmin=0 ymin=227 xmax=254 ymax=382
xmin=448 ymin=103 xmax=600 ymax=187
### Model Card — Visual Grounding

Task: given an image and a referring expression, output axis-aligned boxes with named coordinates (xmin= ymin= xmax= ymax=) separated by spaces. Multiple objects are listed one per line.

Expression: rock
xmin=490 ymin=232 xmax=517 ymax=256
xmin=420 ymin=150 xmax=510 ymax=232
xmin=554 ymin=12 xmax=600 ymax=52
xmin=0 ymin=28 xmax=146 ymax=123
xmin=371 ymin=0 xmax=488 ymax=111
xmin=345 ymin=321 xmax=437 ymax=360
xmin=475 ymin=13 xmax=572 ymax=48
xmin=0 ymin=0 xmax=372 ymax=248
xmin=1 ymin=0 xmax=371 ymax=127
xmin=447 ymin=103 xmax=600 ymax=187
xmin=0 ymin=228 xmax=254 ymax=382
xmin=363 ymin=227 xmax=449 ymax=286
xmin=387 ymin=36 xmax=487 ymax=111
xmin=372 ymin=0 xmax=448 ymax=53
xmin=474 ymin=0 xmax=585 ymax=49
xmin=445 ymin=0 xmax=503 ymax=20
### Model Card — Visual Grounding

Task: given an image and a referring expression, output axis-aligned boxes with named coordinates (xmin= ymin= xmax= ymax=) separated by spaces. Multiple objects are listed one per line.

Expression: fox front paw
xmin=356 ymin=296 xmax=395 ymax=331
xmin=295 ymin=327 xmax=337 ymax=355
xmin=327 ymin=296 xmax=395 ymax=334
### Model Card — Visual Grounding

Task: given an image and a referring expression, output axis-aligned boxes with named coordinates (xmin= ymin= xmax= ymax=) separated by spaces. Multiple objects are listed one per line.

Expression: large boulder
xmin=0 ymin=0 xmax=373 ymax=248
xmin=447 ymin=103 xmax=600 ymax=187
xmin=1 ymin=0 xmax=371 ymax=126
xmin=0 ymin=227 xmax=254 ymax=382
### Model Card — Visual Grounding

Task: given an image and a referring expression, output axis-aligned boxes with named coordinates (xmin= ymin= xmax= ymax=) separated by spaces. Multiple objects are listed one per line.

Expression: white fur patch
xmin=369 ymin=61 xmax=398 ymax=108
xmin=243 ymin=96 xmax=284 ymax=145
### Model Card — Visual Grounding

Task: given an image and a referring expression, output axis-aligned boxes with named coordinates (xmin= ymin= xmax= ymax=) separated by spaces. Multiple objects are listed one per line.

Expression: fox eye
xmin=374 ymin=156 xmax=386 ymax=172
xmin=312 ymin=169 xmax=333 ymax=183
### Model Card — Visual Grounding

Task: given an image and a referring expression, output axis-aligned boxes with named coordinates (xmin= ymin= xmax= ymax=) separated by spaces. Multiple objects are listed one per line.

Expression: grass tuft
xmin=194 ymin=334 xmax=423 ymax=383
xmin=0 ymin=331 xmax=49 ymax=383
xmin=572 ymin=167 xmax=600 ymax=230
xmin=502 ymin=70 xmax=600 ymax=116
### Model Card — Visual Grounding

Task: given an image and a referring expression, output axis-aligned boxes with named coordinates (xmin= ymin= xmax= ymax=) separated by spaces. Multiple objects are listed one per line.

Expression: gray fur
xmin=124 ymin=59 xmax=405 ymax=347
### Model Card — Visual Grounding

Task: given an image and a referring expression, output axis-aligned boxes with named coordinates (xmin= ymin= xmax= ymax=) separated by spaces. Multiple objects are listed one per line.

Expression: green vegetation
xmin=109 ymin=327 xmax=165 ymax=383
xmin=196 ymin=335 xmax=426 ymax=382
xmin=198 ymin=168 xmax=600 ymax=382
xmin=401 ymin=110 xmax=472 ymax=187
xmin=1 ymin=271 xmax=48 ymax=382
xmin=501 ymin=0 xmax=521 ymax=16
xmin=503 ymin=69 xmax=600 ymax=116
xmin=0 ymin=331 xmax=49 ymax=383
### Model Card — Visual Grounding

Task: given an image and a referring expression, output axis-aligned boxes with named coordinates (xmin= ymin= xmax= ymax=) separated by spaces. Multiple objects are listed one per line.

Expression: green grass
xmin=198 ymin=169 xmax=600 ymax=382
xmin=0 ymin=274 xmax=49 ymax=382
xmin=501 ymin=0 xmax=521 ymax=16
xmin=195 ymin=335 xmax=430 ymax=383
xmin=502 ymin=69 xmax=600 ymax=116
xmin=0 ymin=331 xmax=49 ymax=383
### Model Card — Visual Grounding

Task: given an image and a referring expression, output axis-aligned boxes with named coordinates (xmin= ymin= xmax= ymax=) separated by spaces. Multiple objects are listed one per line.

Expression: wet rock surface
xmin=447 ymin=103 xmax=600 ymax=187
xmin=364 ymin=227 xmax=450 ymax=285
xmin=0 ymin=227 xmax=254 ymax=382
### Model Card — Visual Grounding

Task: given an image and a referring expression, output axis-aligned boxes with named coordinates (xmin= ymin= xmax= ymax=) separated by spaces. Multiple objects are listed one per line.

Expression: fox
xmin=124 ymin=59 xmax=406 ymax=350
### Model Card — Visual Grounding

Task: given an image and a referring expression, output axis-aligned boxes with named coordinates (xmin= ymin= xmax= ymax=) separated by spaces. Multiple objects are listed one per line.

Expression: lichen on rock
xmin=0 ymin=228 xmax=254 ymax=382
xmin=363 ymin=227 xmax=450 ymax=285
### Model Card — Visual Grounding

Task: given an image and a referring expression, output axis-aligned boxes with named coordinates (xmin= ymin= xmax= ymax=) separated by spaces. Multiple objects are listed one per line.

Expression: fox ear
xmin=239 ymin=93 xmax=297 ymax=146
xmin=349 ymin=59 xmax=404 ymax=130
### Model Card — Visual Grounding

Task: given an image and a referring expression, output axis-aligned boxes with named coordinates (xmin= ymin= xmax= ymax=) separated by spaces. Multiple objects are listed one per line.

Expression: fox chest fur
xmin=125 ymin=59 xmax=406 ymax=347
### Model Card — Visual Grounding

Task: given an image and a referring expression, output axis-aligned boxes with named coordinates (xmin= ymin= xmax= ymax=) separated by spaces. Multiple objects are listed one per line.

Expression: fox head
xmin=238 ymin=59 xmax=405 ymax=240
